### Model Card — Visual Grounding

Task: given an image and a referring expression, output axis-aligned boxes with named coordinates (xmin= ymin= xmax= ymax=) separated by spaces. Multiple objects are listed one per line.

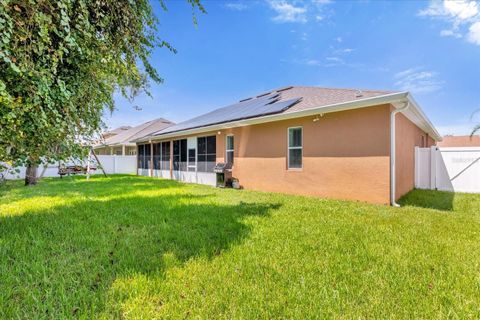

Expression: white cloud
xmin=269 ymin=1 xmax=307 ymax=23
xmin=419 ymin=0 xmax=479 ymax=19
xmin=326 ymin=56 xmax=343 ymax=62
xmin=301 ymin=56 xmax=353 ymax=67
xmin=267 ymin=0 xmax=333 ymax=24
xmin=444 ymin=0 xmax=478 ymax=20
xmin=468 ymin=21 xmax=480 ymax=43
xmin=440 ymin=29 xmax=462 ymax=37
xmin=305 ymin=59 xmax=321 ymax=66
xmin=334 ymin=47 xmax=354 ymax=54
xmin=419 ymin=0 xmax=480 ymax=45
xmin=225 ymin=2 xmax=248 ymax=11
xmin=394 ymin=67 xmax=444 ymax=94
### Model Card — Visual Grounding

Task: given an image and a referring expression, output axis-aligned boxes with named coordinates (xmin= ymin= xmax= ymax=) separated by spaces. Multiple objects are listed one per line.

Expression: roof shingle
xmin=151 ymin=86 xmax=396 ymax=137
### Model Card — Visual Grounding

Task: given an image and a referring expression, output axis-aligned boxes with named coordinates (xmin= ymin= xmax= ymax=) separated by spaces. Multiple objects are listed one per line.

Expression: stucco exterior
xmin=214 ymin=104 xmax=392 ymax=204
xmin=437 ymin=135 xmax=480 ymax=147
xmin=394 ymin=111 xmax=435 ymax=201
xmin=140 ymin=103 xmax=436 ymax=205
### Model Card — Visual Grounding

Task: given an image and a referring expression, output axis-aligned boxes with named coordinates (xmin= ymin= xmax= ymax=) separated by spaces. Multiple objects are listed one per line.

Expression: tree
xmin=473 ymin=125 xmax=480 ymax=136
xmin=0 ymin=0 xmax=204 ymax=185
xmin=471 ymin=110 xmax=479 ymax=137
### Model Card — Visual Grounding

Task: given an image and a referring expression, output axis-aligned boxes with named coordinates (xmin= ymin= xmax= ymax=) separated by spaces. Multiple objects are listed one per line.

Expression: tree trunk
xmin=25 ymin=164 xmax=38 ymax=186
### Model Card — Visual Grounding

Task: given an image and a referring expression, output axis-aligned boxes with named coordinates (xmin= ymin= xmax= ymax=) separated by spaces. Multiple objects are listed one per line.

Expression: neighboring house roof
xmin=96 ymin=118 xmax=174 ymax=148
xmin=437 ymin=135 xmax=480 ymax=147
xmin=106 ymin=125 xmax=132 ymax=135
xmin=102 ymin=125 xmax=132 ymax=140
xmin=136 ymin=86 xmax=441 ymax=142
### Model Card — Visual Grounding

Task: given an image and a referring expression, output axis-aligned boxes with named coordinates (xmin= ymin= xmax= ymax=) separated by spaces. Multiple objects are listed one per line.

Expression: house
xmin=437 ymin=135 xmax=480 ymax=147
xmin=134 ymin=86 xmax=441 ymax=205
xmin=94 ymin=118 xmax=174 ymax=156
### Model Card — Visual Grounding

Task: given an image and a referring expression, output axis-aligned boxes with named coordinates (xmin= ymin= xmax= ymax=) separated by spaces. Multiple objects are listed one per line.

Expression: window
xmin=288 ymin=127 xmax=302 ymax=169
xmin=197 ymin=135 xmax=216 ymax=172
xmin=226 ymin=135 xmax=234 ymax=165
xmin=188 ymin=148 xmax=196 ymax=172
xmin=144 ymin=143 xmax=151 ymax=169
xmin=153 ymin=143 xmax=160 ymax=170
xmin=137 ymin=144 xmax=151 ymax=169
xmin=160 ymin=141 xmax=170 ymax=170
xmin=137 ymin=144 xmax=144 ymax=169
xmin=173 ymin=139 xmax=187 ymax=171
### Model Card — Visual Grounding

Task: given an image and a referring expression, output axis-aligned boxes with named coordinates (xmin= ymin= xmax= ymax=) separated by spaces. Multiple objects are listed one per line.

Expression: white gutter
xmin=390 ymin=102 xmax=410 ymax=207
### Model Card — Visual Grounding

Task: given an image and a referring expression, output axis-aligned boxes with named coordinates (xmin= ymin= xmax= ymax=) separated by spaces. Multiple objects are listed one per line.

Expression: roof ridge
xmin=129 ymin=118 xmax=174 ymax=140
xmin=286 ymin=85 xmax=396 ymax=93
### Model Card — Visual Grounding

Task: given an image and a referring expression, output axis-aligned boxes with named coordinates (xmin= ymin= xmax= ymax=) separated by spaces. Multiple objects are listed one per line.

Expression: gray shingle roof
xmin=97 ymin=118 xmax=174 ymax=147
xmin=151 ymin=86 xmax=395 ymax=137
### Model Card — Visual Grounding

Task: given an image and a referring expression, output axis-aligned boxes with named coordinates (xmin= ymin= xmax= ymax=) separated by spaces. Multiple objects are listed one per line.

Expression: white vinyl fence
xmin=415 ymin=146 xmax=480 ymax=193
xmin=94 ymin=155 xmax=137 ymax=175
xmin=2 ymin=155 xmax=137 ymax=180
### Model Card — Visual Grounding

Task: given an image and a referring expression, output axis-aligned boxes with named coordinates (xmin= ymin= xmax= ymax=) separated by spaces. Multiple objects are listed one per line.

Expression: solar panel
xmin=155 ymin=93 xmax=301 ymax=136
xmin=276 ymin=86 xmax=293 ymax=92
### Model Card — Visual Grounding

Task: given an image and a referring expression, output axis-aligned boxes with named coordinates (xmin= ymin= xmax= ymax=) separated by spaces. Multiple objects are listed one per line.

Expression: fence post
xmin=414 ymin=147 xmax=419 ymax=188
xmin=430 ymin=146 xmax=437 ymax=190
xmin=113 ymin=155 xmax=116 ymax=174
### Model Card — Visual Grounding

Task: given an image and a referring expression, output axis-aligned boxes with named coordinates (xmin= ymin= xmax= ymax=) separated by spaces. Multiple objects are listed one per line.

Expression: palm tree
xmin=472 ymin=124 xmax=480 ymax=136
xmin=471 ymin=110 xmax=480 ymax=137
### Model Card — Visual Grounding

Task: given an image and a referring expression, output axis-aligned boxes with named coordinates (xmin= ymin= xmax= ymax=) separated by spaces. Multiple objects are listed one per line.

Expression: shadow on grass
xmin=398 ymin=189 xmax=455 ymax=211
xmin=0 ymin=176 xmax=280 ymax=318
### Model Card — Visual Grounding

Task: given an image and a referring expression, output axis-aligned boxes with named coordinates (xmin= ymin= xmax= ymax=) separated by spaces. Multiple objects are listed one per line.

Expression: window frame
xmin=160 ymin=141 xmax=171 ymax=171
xmin=173 ymin=139 xmax=188 ymax=172
xmin=226 ymin=134 xmax=234 ymax=165
xmin=287 ymin=126 xmax=303 ymax=170
xmin=197 ymin=135 xmax=216 ymax=173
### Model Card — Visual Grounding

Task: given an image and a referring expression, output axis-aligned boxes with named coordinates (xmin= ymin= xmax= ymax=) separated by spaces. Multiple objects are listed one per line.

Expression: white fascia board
xmin=135 ymin=91 xmax=441 ymax=142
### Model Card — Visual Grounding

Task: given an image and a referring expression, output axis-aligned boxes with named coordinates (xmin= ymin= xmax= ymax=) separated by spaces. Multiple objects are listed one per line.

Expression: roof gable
xmin=100 ymin=118 xmax=173 ymax=146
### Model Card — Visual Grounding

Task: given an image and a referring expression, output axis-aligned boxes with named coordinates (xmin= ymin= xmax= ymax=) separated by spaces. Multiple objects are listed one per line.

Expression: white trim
xmin=287 ymin=126 xmax=303 ymax=170
xmin=390 ymin=102 xmax=410 ymax=207
xmin=226 ymin=134 xmax=234 ymax=165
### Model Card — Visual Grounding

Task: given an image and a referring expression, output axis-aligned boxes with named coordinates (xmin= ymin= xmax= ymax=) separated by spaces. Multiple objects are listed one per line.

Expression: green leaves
xmin=0 ymin=0 xmax=204 ymax=168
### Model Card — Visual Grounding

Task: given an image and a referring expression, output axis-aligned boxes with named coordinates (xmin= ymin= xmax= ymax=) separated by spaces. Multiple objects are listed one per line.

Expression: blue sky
xmin=107 ymin=0 xmax=480 ymax=136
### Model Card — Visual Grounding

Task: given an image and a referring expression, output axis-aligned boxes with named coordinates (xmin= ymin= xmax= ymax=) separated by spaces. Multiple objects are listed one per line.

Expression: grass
xmin=1 ymin=175 xmax=480 ymax=319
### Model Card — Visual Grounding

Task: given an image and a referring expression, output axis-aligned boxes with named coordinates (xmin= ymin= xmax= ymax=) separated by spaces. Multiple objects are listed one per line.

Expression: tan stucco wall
xmin=437 ymin=135 xmax=480 ymax=147
xmin=215 ymin=105 xmax=392 ymax=204
xmin=394 ymin=112 xmax=434 ymax=200
xmin=146 ymin=104 xmax=435 ymax=205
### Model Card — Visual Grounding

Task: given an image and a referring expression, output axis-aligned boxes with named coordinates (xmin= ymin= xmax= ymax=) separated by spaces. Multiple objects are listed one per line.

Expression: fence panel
xmin=436 ymin=148 xmax=480 ymax=193
xmin=415 ymin=147 xmax=432 ymax=189
xmin=2 ymin=155 xmax=137 ymax=180
xmin=415 ymin=147 xmax=480 ymax=193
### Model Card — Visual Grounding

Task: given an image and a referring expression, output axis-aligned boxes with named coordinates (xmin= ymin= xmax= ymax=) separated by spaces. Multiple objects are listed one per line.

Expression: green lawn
xmin=1 ymin=175 xmax=479 ymax=319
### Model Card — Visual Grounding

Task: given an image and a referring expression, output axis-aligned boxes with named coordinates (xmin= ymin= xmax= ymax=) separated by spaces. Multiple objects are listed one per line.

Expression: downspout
xmin=390 ymin=102 xmax=410 ymax=207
